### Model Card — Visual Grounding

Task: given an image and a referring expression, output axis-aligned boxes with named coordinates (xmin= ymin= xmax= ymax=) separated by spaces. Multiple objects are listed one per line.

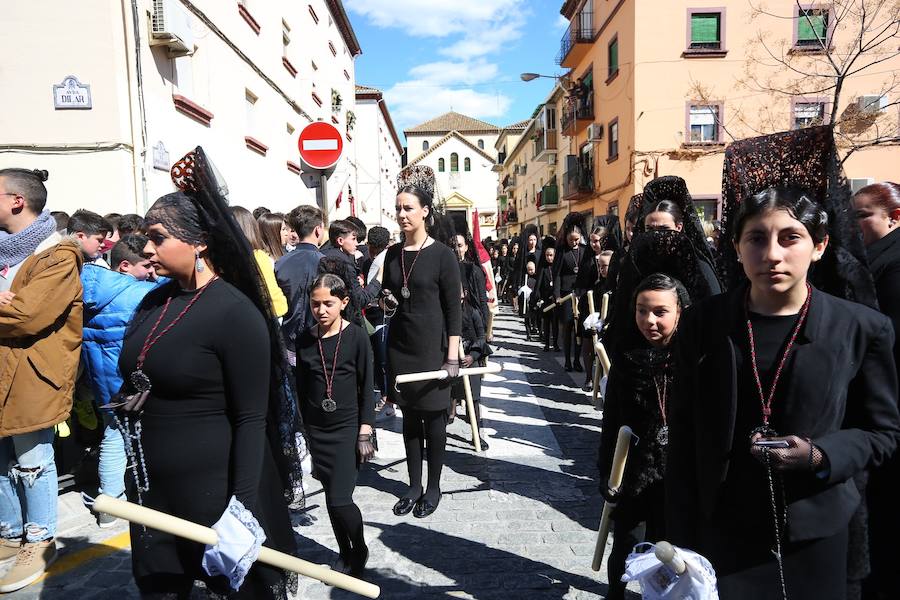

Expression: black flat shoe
xmin=553 ymin=346 xmax=561 ymax=352
xmin=413 ymin=496 xmax=440 ymax=518
xmin=573 ymin=362 xmax=584 ymax=372
xmin=542 ymin=345 xmax=550 ymax=352
xmin=393 ymin=497 xmax=417 ymax=516
xmin=564 ymin=362 xmax=573 ymax=372
xmin=332 ymin=556 xmax=352 ymax=574
xmin=581 ymin=382 xmax=592 ymax=392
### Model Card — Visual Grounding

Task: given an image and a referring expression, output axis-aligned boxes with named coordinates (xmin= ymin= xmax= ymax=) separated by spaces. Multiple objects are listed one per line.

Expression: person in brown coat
xmin=0 ymin=168 xmax=83 ymax=593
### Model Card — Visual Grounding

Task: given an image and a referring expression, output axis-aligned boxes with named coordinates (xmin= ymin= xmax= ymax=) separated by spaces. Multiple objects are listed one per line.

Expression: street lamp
xmin=520 ymin=72 xmax=559 ymax=82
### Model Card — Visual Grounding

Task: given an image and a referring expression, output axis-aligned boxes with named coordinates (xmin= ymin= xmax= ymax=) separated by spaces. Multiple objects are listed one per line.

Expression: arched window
xmin=450 ymin=153 xmax=459 ymax=172
xmin=438 ymin=158 xmax=445 ymax=172
xmin=464 ymin=157 xmax=471 ymax=172
xmin=477 ymin=139 xmax=485 ymax=149
xmin=422 ymin=140 xmax=429 ymax=151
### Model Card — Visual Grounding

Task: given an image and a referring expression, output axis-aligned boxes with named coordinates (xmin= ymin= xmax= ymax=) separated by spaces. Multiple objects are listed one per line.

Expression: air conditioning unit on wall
xmin=151 ymin=0 xmax=195 ymax=57
xmin=587 ymin=123 xmax=604 ymax=142
xmin=548 ymin=154 xmax=557 ymax=165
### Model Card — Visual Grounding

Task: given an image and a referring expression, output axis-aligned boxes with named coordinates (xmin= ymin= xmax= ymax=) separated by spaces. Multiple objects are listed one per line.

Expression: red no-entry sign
xmin=298 ymin=122 xmax=343 ymax=170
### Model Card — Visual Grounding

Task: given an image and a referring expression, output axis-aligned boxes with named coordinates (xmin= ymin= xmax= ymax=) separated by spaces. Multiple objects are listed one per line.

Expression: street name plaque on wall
xmin=53 ymin=76 xmax=92 ymax=109
xmin=152 ymin=142 xmax=170 ymax=171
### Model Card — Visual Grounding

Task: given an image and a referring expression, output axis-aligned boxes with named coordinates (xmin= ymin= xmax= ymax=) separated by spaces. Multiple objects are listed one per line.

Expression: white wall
xmin=412 ymin=135 xmax=500 ymax=238
xmin=353 ymin=96 xmax=403 ymax=235
xmin=0 ymin=0 xmax=361 ymax=218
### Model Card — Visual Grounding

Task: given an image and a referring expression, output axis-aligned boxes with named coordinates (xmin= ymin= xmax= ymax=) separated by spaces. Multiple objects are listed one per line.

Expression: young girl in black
xmin=553 ymin=213 xmax=587 ymax=372
xmin=296 ymin=274 xmax=375 ymax=576
xmin=667 ymin=188 xmax=900 ymax=600
xmin=450 ymin=283 xmax=492 ymax=450
xmin=536 ymin=245 xmax=559 ymax=352
xmin=598 ymin=273 xmax=689 ymax=600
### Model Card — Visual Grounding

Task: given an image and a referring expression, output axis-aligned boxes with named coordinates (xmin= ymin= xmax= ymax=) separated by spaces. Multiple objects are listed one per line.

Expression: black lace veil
xmin=720 ymin=126 xmax=876 ymax=306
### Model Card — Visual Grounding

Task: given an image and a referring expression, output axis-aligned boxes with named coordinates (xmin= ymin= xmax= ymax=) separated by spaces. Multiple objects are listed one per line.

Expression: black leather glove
xmin=442 ymin=359 xmax=461 ymax=379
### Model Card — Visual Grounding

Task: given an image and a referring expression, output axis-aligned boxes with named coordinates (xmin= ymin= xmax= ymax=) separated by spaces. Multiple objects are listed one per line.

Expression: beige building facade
xmin=495 ymin=84 xmax=569 ymax=240
xmin=553 ymin=0 xmax=899 ymax=223
xmin=0 ymin=0 xmax=370 ymax=220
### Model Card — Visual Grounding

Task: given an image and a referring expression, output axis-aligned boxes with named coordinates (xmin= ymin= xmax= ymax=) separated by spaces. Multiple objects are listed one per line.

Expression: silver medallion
xmin=130 ymin=370 xmax=152 ymax=393
xmin=322 ymin=397 xmax=337 ymax=412
xmin=400 ymin=286 xmax=411 ymax=299
xmin=573 ymin=266 xmax=579 ymax=274
xmin=656 ymin=425 xmax=669 ymax=446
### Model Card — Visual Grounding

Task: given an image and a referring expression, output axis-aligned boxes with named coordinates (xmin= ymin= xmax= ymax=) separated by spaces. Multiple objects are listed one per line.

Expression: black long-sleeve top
xmin=296 ymin=322 xmax=375 ymax=429
xmin=536 ymin=265 xmax=555 ymax=303
xmin=553 ymin=243 xmax=586 ymax=297
xmin=119 ymin=279 xmax=270 ymax=509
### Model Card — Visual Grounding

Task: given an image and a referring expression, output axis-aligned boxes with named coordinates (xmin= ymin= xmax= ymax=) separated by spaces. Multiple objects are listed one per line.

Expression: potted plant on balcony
xmin=331 ymin=89 xmax=342 ymax=113
xmin=346 ymin=110 xmax=356 ymax=132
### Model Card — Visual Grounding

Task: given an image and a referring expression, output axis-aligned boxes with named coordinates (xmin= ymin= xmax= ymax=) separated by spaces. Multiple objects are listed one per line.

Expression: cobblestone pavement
xmin=7 ymin=308 xmax=635 ymax=599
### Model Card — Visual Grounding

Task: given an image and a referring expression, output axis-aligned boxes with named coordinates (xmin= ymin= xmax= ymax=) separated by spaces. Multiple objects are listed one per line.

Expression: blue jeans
xmin=0 ymin=428 xmax=57 ymax=542
xmin=98 ymin=412 xmax=126 ymax=499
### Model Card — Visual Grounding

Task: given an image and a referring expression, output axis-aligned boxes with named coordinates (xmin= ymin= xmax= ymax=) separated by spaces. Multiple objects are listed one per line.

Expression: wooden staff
xmin=395 ymin=362 xmax=502 ymax=385
xmin=459 ymin=341 xmax=482 ymax=453
xmin=600 ymin=291 xmax=610 ymax=321
xmin=594 ymin=341 xmax=612 ymax=375
xmin=543 ymin=292 xmax=573 ymax=313
xmin=571 ymin=290 xmax=580 ymax=321
xmin=592 ymin=426 xmax=633 ymax=572
xmin=92 ymin=495 xmax=380 ymax=598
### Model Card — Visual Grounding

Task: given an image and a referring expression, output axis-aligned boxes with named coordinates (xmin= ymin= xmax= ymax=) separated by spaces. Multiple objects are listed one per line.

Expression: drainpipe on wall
xmin=122 ymin=0 xmax=149 ymax=213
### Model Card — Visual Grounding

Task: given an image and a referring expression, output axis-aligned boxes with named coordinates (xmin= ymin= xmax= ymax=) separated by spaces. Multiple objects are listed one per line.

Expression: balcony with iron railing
xmin=556 ymin=9 xmax=594 ymax=68
xmin=563 ymin=158 xmax=594 ymax=199
xmin=533 ymin=128 xmax=558 ymax=160
xmin=506 ymin=205 xmax=519 ymax=224
xmin=537 ymin=184 xmax=559 ymax=211
xmin=560 ymin=94 xmax=594 ymax=136
xmin=502 ymin=173 xmax=517 ymax=190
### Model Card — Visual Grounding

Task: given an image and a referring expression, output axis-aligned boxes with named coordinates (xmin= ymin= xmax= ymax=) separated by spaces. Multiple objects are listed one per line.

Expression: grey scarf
xmin=0 ymin=211 xmax=58 ymax=269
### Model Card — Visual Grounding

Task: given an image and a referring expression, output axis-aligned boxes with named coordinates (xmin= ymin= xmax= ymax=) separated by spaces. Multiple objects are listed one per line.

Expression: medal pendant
xmin=130 ymin=370 xmax=152 ymax=393
xmin=322 ymin=397 xmax=337 ymax=412
xmin=573 ymin=266 xmax=579 ymax=274
xmin=400 ymin=286 xmax=410 ymax=299
xmin=656 ymin=425 xmax=669 ymax=446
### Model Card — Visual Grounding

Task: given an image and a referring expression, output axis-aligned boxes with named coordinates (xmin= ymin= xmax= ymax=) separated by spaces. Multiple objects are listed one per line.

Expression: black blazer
xmin=666 ymin=284 xmax=899 ymax=546
xmin=868 ymin=227 xmax=900 ymax=367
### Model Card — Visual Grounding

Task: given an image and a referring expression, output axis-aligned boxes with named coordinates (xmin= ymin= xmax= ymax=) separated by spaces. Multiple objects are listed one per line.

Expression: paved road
xmin=6 ymin=308 xmax=634 ymax=599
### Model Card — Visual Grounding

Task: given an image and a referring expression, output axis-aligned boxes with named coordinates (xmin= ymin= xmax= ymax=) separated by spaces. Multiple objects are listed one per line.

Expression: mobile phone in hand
xmin=754 ymin=439 xmax=791 ymax=449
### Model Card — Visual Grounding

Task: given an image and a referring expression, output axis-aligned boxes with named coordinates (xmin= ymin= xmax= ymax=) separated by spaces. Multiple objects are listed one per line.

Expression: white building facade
xmin=0 ymin=0 xmax=361 ymax=217
xmin=403 ymin=112 xmax=501 ymax=239
xmin=352 ymin=86 xmax=403 ymax=235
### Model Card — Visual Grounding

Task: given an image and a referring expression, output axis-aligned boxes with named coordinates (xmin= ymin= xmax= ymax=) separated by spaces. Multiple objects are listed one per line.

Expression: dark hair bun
xmin=32 ymin=169 xmax=49 ymax=182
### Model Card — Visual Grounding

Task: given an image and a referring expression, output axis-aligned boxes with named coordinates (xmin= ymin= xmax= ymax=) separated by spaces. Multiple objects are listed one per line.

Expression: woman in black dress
xmin=117 ymin=149 xmax=302 ymax=599
xmin=536 ymin=244 xmax=558 ymax=351
xmin=852 ymin=182 xmax=900 ymax=598
xmin=667 ymin=187 xmax=900 ymax=600
xmin=553 ymin=212 xmax=587 ymax=372
xmin=386 ymin=179 xmax=461 ymax=519
xmin=296 ymin=273 xmax=375 ymax=576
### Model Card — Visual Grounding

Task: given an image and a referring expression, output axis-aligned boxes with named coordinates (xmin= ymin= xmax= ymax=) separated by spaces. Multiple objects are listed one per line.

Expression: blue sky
xmin=344 ymin=0 xmax=569 ymax=142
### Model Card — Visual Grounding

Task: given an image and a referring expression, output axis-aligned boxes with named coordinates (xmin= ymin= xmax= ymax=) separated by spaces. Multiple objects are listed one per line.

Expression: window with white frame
xmin=689 ymin=104 xmax=720 ymax=142
xmin=793 ymin=101 xmax=825 ymax=129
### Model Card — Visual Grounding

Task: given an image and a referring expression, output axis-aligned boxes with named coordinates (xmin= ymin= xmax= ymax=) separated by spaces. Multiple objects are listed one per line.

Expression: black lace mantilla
xmin=721 ymin=126 xmax=876 ymax=306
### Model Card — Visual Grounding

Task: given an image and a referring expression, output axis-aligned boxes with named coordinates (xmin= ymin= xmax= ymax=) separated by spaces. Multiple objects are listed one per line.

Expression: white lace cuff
xmin=202 ymin=496 xmax=266 ymax=590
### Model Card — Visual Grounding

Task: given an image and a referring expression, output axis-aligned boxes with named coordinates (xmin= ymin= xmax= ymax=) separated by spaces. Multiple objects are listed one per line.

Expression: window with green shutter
xmin=690 ymin=13 xmax=721 ymax=49
xmin=797 ymin=9 xmax=828 ymax=46
xmin=608 ymin=37 xmax=619 ymax=78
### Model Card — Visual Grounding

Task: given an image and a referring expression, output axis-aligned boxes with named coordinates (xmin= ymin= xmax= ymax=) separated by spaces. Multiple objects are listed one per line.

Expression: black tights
xmin=401 ymin=408 xmax=448 ymax=505
xmin=542 ymin=312 xmax=559 ymax=348
xmin=326 ymin=502 xmax=366 ymax=561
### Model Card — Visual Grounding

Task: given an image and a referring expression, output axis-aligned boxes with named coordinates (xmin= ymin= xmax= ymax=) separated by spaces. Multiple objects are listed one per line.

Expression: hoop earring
xmin=195 ymin=249 xmax=205 ymax=273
